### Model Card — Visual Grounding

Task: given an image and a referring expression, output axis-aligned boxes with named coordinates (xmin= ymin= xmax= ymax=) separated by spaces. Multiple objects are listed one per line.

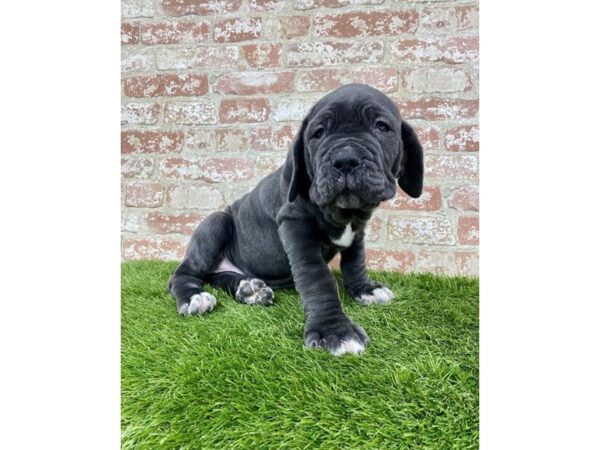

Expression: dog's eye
xmin=312 ymin=128 xmax=325 ymax=140
xmin=375 ymin=121 xmax=391 ymax=132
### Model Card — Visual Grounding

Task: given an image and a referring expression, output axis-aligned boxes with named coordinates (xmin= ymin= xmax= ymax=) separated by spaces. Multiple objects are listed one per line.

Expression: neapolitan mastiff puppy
xmin=168 ymin=84 xmax=423 ymax=356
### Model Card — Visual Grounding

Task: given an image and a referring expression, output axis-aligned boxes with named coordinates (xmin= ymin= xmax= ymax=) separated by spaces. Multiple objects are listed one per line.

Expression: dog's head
xmin=285 ymin=84 xmax=423 ymax=218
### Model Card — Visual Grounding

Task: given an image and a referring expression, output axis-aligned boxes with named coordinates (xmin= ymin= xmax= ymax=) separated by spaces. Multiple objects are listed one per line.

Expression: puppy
xmin=168 ymin=84 xmax=423 ymax=356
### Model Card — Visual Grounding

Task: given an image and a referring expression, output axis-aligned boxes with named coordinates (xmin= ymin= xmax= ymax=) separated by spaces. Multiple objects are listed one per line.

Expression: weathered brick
xmin=398 ymin=98 xmax=479 ymax=121
xmin=256 ymin=155 xmax=287 ymax=175
xmin=215 ymin=72 xmax=294 ymax=95
xmin=162 ymin=0 xmax=242 ymax=16
xmin=448 ymin=185 xmax=479 ymax=211
xmin=121 ymin=157 xmax=154 ymax=179
xmin=294 ymin=0 xmax=385 ymax=10
xmin=146 ymin=212 xmax=203 ymax=234
xmin=157 ymin=46 xmax=239 ymax=70
xmin=279 ymin=16 xmax=311 ymax=39
xmin=425 ymin=154 xmax=478 ymax=181
xmin=458 ymin=216 xmax=479 ymax=245
xmin=121 ymin=211 xmax=142 ymax=233
xmin=167 ymin=184 xmax=223 ymax=209
xmin=272 ymin=97 xmax=315 ymax=121
xmin=248 ymin=0 xmax=287 ymax=11
xmin=242 ymin=44 xmax=282 ymax=68
xmin=286 ymin=41 xmax=383 ymax=67
xmin=388 ymin=215 xmax=454 ymax=245
xmin=402 ymin=68 xmax=471 ymax=93
xmin=219 ymin=98 xmax=270 ymax=123
xmin=140 ymin=22 xmax=209 ymax=45
xmin=121 ymin=103 xmax=161 ymax=125
xmin=121 ymin=23 xmax=139 ymax=45
xmin=391 ymin=37 xmax=479 ymax=64
xmin=122 ymin=0 xmax=154 ymax=18
xmin=365 ymin=216 xmax=383 ymax=242
xmin=215 ymin=128 xmax=248 ymax=151
xmin=165 ymin=100 xmax=217 ymax=125
xmin=314 ymin=10 xmax=418 ymax=38
xmin=214 ymin=17 xmax=262 ymax=43
xmin=248 ymin=124 xmax=295 ymax=151
xmin=415 ymin=250 xmax=478 ymax=276
xmin=122 ymin=47 xmax=155 ymax=73
xmin=184 ymin=129 xmax=216 ymax=152
xmin=161 ymin=158 xmax=255 ymax=182
xmin=124 ymin=182 xmax=164 ymax=207
xmin=382 ymin=186 xmax=442 ymax=211
xmin=121 ymin=130 xmax=184 ymax=154
xmin=366 ymin=249 xmax=416 ymax=272
xmin=296 ymin=67 xmax=397 ymax=93
xmin=445 ymin=125 xmax=479 ymax=151
xmin=122 ymin=238 xmax=186 ymax=260
xmin=421 ymin=4 xmax=478 ymax=32
xmin=413 ymin=124 xmax=441 ymax=152
xmin=124 ymin=74 xmax=208 ymax=97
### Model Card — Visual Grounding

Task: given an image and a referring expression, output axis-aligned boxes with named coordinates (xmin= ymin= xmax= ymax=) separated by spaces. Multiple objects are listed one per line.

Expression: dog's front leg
xmin=279 ymin=220 xmax=369 ymax=356
xmin=340 ymin=231 xmax=395 ymax=306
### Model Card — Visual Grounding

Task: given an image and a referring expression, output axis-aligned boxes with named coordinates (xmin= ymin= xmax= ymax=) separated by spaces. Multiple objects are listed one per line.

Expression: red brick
xmin=213 ymin=17 xmax=262 ymax=43
xmin=416 ymin=250 xmax=478 ymax=276
xmin=314 ymin=11 xmax=418 ymax=38
xmin=121 ymin=103 xmax=161 ymax=125
xmin=388 ymin=215 xmax=454 ymax=245
xmin=256 ymin=155 xmax=286 ymax=175
xmin=124 ymin=74 xmax=208 ymax=97
xmin=248 ymin=124 xmax=295 ymax=151
xmin=421 ymin=4 xmax=478 ymax=32
xmin=366 ymin=249 xmax=416 ymax=272
xmin=391 ymin=37 xmax=479 ymax=64
xmin=122 ymin=238 xmax=186 ymax=260
xmin=286 ymin=41 xmax=383 ymax=67
xmin=167 ymin=184 xmax=223 ymax=209
xmin=157 ymin=46 xmax=239 ymax=70
xmin=121 ymin=157 xmax=154 ymax=179
xmin=296 ymin=67 xmax=397 ymax=93
xmin=402 ymin=68 xmax=471 ymax=93
xmin=398 ymin=98 xmax=479 ymax=121
xmin=165 ymin=100 xmax=217 ymax=125
xmin=215 ymin=128 xmax=248 ymax=151
xmin=294 ymin=0 xmax=385 ymax=8
xmin=272 ymin=97 xmax=315 ymax=121
xmin=219 ymin=98 xmax=270 ymax=123
xmin=242 ymin=44 xmax=282 ymax=68
xmin=162 ymin=0 xmax=242 ymax=16
xmin=448 ymin=185 xmax=479 ymax=211
xmin=425 ymin=154 xmax=478 ymax=181
xmin=146 ymin=212 xmax=203 ymax=234
xmin=279 ymin=16 xmax=311 ymax=39
xmin=248 ymin=0 xmax=287 ymax=11
xmin=445 ymin=125 xmax=479 ymax=152
xmin=413 ymin=124 xmax=441 ymax=152
xmin=161 ymin=157 xmax=255 ymax=182
xmin=382 ymin=186 xmax=442 ymax=211
xmin=124 ymin=182 xmax=164 ymax=207
xmin=121 ymin=130 xmax=184 ymax=154
xmin=140 ymin=22 xmax=210 ymax=45
xmin=365 ymin=216 xmax=383 ymax=242
xmin=458 ymin=216 xmax=479 ymax=245
xmin=215 ymin=72 xmax=294 ymax=95
xmin=121 ymin=23 xmax=139 ymax=45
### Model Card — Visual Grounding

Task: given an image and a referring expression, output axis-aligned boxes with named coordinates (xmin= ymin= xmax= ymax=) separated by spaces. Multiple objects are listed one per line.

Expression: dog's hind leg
xmin=168 ymin=211 xmax=232 ymax=315
xmin=207 ymin=272 xmax=274 ymax=306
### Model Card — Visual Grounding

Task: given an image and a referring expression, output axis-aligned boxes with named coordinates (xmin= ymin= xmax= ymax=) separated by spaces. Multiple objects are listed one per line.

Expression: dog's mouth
xmin=334 ymin=189 xmax=364 ymax=209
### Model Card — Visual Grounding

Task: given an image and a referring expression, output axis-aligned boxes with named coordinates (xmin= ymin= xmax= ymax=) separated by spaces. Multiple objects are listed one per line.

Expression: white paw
xmin=187 ymin=292 xmax=216 ymax=315
xmin=331 ymin=338 xmax=366 ymax=357
xmin=235 ymin=279 xmax=274 ymax=306
xmin=357 ymin=287 xmax=394 ymax=305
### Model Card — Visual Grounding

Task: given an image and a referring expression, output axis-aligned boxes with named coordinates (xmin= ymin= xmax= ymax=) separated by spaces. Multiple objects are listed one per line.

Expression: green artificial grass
xmin=122 ymin=261 xmax=479 ymax=449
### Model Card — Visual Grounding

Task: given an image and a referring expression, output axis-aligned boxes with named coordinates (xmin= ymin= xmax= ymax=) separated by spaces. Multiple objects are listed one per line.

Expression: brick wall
xmin=121 ymin=0 xmax=479 ymax=276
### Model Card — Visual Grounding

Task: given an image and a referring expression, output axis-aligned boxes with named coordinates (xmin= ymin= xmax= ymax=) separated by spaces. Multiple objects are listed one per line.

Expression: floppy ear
xmin=398 ymin=121 xmax=424 ymax=198
xmin=286 ymin=119 xmax=310 ymax=202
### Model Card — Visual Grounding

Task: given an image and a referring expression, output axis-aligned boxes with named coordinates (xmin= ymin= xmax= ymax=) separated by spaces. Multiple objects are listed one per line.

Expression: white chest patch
xmin=331 ymin=224 xmax=355 ymax=247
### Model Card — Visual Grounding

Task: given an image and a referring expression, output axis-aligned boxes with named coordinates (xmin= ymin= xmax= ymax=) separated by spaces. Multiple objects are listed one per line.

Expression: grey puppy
xmin=168 ymin=84 xmax=423 ymax=356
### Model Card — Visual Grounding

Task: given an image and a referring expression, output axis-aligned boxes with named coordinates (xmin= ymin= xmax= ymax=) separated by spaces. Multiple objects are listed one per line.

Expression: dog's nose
xmin=333 ymin=148 xmax=359 ymax=174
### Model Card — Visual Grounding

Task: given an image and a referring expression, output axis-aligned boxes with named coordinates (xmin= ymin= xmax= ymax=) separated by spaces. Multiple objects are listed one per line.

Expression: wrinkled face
xmin=303 ymin=92 xmax=401 ymax=210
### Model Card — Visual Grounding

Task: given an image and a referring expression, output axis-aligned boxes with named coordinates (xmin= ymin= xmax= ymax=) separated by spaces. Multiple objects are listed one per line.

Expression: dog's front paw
xmin=304 ymin=317 xmax=370 ymax=356
xmin=178 ymin=292 xmax=217 ymax=315
xmin=235 ymin=278 xmax=274 ymax=306
xmin=353 ymin=283 xmax=394 ymax=306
